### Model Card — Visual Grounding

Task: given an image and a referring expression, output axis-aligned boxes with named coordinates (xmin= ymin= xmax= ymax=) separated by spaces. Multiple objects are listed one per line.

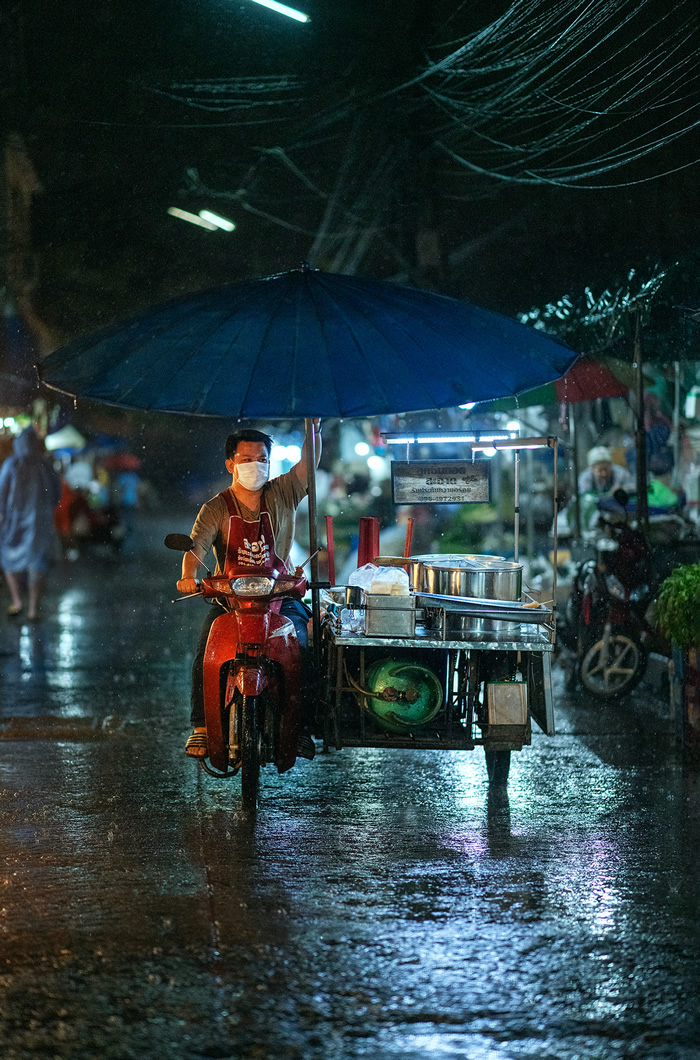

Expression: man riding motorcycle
xmin=177 ymin=422 xmax=322 ymax=758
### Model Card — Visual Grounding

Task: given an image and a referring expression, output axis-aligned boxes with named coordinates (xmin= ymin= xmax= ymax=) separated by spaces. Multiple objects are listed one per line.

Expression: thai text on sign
xmin=391 ymin=461 xmax=490 ymax=505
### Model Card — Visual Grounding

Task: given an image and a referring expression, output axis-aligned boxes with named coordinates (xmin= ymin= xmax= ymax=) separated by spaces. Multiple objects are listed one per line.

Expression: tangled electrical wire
xmin=153 ymin=0 xmax=700 ymax=268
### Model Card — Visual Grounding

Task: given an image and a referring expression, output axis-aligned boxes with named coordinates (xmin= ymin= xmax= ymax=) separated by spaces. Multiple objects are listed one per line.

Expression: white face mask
xmin=235 ymin=461 xmax=269 ymax=491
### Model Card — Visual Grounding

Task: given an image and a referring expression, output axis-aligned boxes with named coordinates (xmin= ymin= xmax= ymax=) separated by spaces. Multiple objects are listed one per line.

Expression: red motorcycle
xmin=166 ymin=533 xmax=314 ymax=808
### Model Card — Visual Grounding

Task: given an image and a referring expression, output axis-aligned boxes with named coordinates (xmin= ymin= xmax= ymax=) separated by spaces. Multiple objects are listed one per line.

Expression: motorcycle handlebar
xmin=173 ymin=578 xmax=331 ymax=601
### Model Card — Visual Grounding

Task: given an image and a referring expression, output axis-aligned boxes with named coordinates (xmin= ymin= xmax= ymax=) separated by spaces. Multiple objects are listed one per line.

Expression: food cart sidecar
xmin=316 ymin=435 xmax=559 ymax=786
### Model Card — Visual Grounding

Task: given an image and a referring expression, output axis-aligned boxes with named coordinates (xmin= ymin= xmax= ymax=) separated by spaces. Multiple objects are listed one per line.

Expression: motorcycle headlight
xmin=605 ymin=573 xmax=627 ymax=600
xmin=230 ymin=576 xmax=275 ymax=596
xmin=629 ymin=584 xmax=650 ymax=602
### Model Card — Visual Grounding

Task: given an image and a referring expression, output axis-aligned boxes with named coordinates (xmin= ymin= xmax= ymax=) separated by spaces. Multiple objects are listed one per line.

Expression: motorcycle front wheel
xmin=580 ymin=631 xmax=646 ymax=698
xmin=240 ymin=694 xmax=261 ymax=809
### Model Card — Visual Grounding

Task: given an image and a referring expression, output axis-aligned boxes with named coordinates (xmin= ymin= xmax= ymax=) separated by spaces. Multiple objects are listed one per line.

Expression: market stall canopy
xmin=38 ymin=267 xmax=578 ymax=420
xmin=44 ymin=424 xmax=87 ymax=451
xmin=637 ymin=252 xmax=700 ymax=364
xmin=518 ymin=254 xmax=700 ymax=367
xmin=478 ymin=356 xmax=639 ymax=412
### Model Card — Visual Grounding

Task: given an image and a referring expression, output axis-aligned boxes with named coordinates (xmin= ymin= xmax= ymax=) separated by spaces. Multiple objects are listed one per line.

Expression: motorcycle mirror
xmin=164 ymin=533 xmax=194 ymax=551
xmin=613 ymin=488 xmax=629 ymax=507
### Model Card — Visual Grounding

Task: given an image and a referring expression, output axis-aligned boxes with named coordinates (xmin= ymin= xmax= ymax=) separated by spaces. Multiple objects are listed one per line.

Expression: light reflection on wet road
xmin=1 ymin=516 xmax=699 ymax=1059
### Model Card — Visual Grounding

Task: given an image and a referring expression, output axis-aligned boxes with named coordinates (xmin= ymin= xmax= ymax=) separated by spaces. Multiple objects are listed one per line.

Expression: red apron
xmin=220 ymin=488 xmax=288 ymax=576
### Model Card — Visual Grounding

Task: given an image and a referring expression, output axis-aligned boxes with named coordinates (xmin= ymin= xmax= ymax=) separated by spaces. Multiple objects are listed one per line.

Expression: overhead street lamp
xmin=199 ymin=210 xmax=236 ymax=232
xmin=167 ymin=207 xmax=236 ymax=232
xmin=248 ymin=0 xmax=309 ymax=23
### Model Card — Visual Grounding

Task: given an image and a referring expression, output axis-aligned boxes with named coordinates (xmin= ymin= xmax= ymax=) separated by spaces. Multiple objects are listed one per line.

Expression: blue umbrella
xmin=39 ymin=267 xmax=577 ymax=418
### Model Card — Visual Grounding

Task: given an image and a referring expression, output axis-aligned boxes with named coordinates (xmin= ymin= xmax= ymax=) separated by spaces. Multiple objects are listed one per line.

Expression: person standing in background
xmin=0 ymin=425 xmax=62 ymax=620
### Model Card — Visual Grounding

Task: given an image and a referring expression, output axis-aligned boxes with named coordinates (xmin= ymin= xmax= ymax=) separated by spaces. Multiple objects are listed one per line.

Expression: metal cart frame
xmin=320 ymin=614 xmax=555 ymax=754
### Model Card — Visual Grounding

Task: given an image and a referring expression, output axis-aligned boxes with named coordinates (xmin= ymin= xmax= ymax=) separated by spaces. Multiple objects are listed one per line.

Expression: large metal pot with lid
xmin=423 ymin=558 xmax=522 ymax=601
xmin=402 ymin=553 xmax=505 ymax=592
xmin=421 ymin=557 xmax=523 ymax=637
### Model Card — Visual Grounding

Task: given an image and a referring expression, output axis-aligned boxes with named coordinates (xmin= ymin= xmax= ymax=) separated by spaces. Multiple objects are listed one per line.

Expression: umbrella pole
xmin=304 ymin=418 xmax=322 ymax=674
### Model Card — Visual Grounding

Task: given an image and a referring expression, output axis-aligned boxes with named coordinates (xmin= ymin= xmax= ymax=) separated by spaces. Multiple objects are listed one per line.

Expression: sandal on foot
xmin=185 ymin=730 xmax=208 ymax=758
xmin=7 ymin=605 xmax=22 ymax=618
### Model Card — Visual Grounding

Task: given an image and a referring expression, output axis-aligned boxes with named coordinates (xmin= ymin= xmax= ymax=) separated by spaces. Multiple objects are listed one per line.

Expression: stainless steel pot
xmin=428 ymin=607 xmax=523 ymax=638
xmin=423 ymin=559 xmax=521 ymax=600
xmin=405 ymin=553 xmax=505 ymax=592
xmin=421 ymin=559 xmax=523 ymax=636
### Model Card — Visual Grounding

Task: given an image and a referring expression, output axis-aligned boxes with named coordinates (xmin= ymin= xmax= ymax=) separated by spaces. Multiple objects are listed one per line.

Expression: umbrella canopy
xmin=479 ymin=356 xmax=636 ymax=412
xmin=39 ymin=267 xmax=577 ymax=419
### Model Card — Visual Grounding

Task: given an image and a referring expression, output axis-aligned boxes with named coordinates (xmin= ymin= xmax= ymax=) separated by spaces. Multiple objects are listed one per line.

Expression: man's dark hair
xmin=226 ymin=429 xmax=273 ymax=460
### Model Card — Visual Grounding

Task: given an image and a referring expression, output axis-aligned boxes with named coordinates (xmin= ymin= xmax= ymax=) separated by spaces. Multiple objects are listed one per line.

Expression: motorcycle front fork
xmin=226 ymin=672 xmax=275 ymax=769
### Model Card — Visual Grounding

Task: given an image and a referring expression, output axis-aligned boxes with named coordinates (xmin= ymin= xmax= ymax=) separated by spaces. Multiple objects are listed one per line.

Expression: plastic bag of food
xmin=348 ymin=563 xmax=379 ymax=590
xmin=369 ymin=566 xmax=410 ymax=595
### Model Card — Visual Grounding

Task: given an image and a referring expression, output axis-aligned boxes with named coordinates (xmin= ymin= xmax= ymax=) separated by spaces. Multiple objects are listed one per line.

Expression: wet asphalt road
xmin=1 ymin=514 xmax=699 ymax=1060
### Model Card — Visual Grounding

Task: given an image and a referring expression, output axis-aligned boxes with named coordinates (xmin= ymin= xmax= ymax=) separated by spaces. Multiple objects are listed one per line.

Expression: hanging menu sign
xmin=391 ymin=460 xmax=490 ymax=505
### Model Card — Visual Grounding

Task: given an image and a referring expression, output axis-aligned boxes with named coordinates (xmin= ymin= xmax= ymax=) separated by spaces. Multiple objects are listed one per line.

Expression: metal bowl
xmin=327 ymin=585 xmax=363 ymax=607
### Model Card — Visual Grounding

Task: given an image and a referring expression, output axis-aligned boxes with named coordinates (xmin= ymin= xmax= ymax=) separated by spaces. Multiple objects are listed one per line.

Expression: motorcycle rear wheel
xmin=240 ymin=694 xmax=260 ymax=809
xmin=580 ymin=631 xmax=646 ymax=699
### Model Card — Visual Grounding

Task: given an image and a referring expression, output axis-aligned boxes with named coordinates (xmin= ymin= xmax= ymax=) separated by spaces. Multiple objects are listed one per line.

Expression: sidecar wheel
xmin=485 ymin=749 xmax=511 ymax=787
xmin=580 ymin=632 xmax=646 ymax=699
xmin=240 ymin=694 xmax=260 ymax=809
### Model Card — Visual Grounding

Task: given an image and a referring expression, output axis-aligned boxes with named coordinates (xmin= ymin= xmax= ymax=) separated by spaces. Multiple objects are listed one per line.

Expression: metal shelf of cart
xmin=327 ymin=627 xmax=554 ymax=652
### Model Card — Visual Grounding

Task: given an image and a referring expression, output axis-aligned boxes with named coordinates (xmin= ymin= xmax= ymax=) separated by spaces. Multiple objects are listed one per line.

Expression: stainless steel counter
xmin=327 ymin=623 xmax=555 ymax=652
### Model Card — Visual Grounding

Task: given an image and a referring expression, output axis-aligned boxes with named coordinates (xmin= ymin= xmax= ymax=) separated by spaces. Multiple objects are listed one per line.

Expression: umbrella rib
xmin=313 ymin=278 xmax=449 ymax=413
xmin=118 ymin=295 xmax=252 ymax=410
xmin=183 ymin=284 xmax=282 ymax=414
xmin=329 ymin=278 xmax=530 ymax=409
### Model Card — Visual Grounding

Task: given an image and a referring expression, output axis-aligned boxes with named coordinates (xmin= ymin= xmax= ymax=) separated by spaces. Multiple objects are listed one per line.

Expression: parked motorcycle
xmin=165 ymin=533 xmax=319 ymax=809
xmin=56 ymin=483 xmax=126 ymax=558
xmin=559 ymin=490 xmax=700 ymax=698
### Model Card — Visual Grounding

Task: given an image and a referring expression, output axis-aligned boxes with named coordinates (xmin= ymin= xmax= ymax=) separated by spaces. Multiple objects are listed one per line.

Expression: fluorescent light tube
xmin=167 ymin=207 xmax=218 ymax=230
xmin=249 ymin=0 xmax=309 ymax=22
xmin=199 ymin=210 xmax=236 ymax=231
